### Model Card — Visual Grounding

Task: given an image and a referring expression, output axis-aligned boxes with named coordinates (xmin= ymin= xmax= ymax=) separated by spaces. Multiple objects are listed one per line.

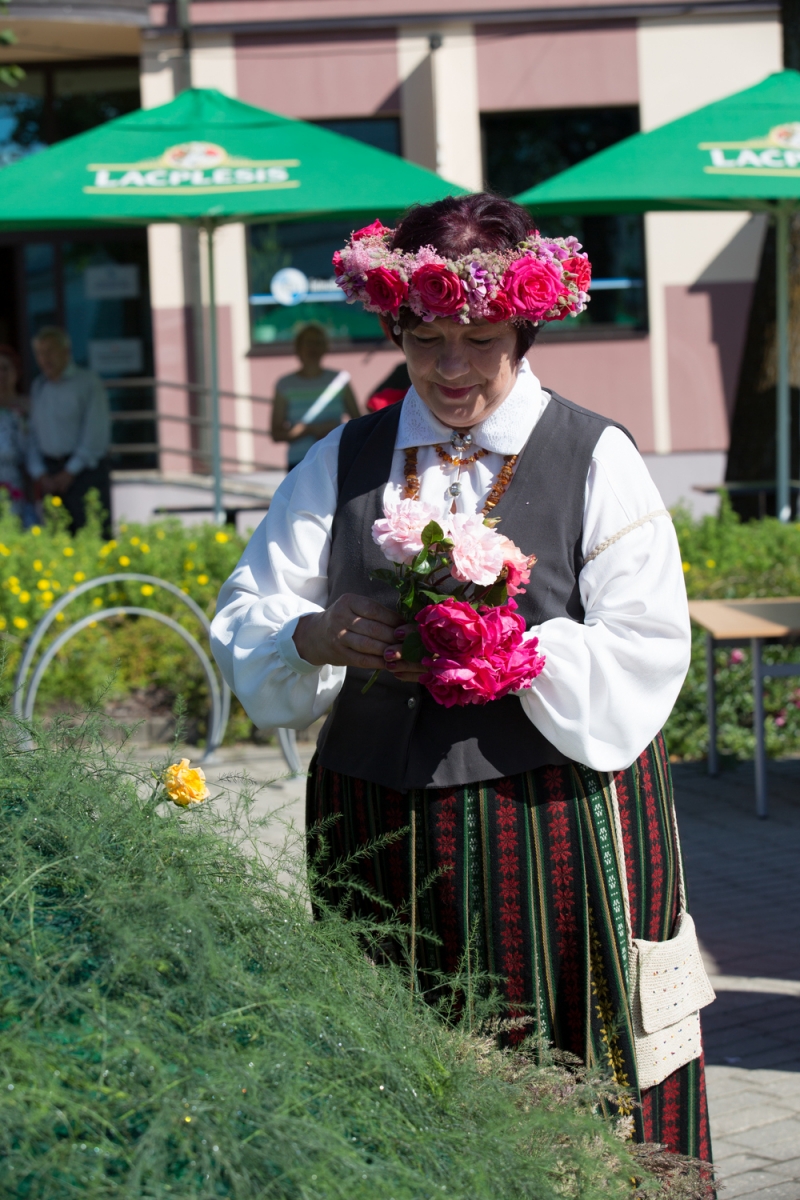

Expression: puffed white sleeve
xmin=518 ymin=426 xmax=691 ymax=771
xmin=210 ymin=428 xmax=346 ymax=730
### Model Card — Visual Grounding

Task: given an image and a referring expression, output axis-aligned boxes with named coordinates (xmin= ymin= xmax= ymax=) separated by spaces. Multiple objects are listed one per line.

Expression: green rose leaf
xmin=401 ymin=629 xmax=425 ymax=663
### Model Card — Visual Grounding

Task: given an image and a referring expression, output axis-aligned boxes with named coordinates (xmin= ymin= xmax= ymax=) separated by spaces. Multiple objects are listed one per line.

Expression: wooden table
xmin=688 ymin=598 xmax=800 ymax=817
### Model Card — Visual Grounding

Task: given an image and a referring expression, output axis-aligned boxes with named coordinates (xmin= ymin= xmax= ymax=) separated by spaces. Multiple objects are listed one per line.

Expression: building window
xmin=0 ymin=60 xmax=140 ymax=168
xmin=481 ymin=107 xmax=646 ymax=333
xmin=248 ymin=119 xmax=400 ymax=349
xmin=314 ymin=116 xmax=401 ymax=157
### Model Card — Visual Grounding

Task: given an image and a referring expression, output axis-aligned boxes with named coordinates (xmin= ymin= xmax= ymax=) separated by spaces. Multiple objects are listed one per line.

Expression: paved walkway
xmin=674 ymin=759 xmax=800 ymax=1199
xmin=142 ymin=743 xmax=800 ymax=1197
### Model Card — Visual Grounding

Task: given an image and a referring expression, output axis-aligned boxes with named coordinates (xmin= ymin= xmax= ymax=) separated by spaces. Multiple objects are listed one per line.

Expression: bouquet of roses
xmin=365 ymin=499 xmax=545 ymax=707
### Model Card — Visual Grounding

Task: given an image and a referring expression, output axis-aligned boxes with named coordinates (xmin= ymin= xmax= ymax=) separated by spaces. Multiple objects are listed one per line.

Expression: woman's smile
xmin=436 ymin=383 xmax=475 ymax=400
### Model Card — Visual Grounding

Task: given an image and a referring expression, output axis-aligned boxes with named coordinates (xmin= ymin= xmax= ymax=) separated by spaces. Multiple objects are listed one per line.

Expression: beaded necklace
xmin=403 ymin=430 xmax=518 ymax=516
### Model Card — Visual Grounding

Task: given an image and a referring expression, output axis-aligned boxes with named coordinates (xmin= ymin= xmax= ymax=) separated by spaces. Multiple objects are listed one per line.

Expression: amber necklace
xmin=403 ymin=430 xmax=518 ymax=515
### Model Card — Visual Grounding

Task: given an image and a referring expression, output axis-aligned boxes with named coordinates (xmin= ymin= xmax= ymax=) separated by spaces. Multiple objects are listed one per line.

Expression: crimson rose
xmin=411 ymin=264 xmax=466 ymax=318
xmin=364 ymin=266 xmax=408 ymax=313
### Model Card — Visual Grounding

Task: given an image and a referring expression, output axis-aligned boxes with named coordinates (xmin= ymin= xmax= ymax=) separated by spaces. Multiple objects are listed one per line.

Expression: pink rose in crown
xmin=364 ymin=266 xmax=408 ymax=314
xmin=411 ymin=263 xmax=467 ymax=319
xmin=503 ymin=256 xmax=563 ymax=321
xmin=371 ymin=498 xmax=441 ymax=565
xmin=448 ymin=513 xmax=508 ymax=586
xmin=352 ymin=219 xmax=390 ymax=241
xmin=332 ymin=249 xmax=345 ymax=277
xmin=562 ymin=255 xmax=592 ymax=294
xmin=483 ymin=292 xmax=516 ymax=323
xmin=417 ymin=598 xmax=492 ymax=659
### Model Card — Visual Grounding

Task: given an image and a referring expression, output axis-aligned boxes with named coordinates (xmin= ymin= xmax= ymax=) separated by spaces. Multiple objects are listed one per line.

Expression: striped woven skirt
xmin=306 ymin=732 xmax=712 ymax=1161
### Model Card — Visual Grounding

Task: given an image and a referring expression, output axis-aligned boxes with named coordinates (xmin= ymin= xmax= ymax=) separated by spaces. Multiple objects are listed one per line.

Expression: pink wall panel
xmin=152 ymin=306 xmax=193 ymax=473
xmin=477 ymin=22 xmax=638 ymax=111
xmin=235 ymin=32 xmax=400 ymax=119
xmin=665 ymin=283 xmax=753 ymax=453
xmin=528 ymin=335 xmax=654 ymax=451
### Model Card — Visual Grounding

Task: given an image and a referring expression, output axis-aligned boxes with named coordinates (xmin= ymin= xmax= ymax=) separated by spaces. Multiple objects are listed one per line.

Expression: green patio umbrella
xmin=0 ymin=88 xmax=466 ymax=518
xmin=514 ymin=69 xmax=800 ymax=521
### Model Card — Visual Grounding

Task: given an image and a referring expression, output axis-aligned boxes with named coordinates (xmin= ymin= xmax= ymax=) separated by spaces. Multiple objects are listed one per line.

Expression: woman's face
xmin=0 ymin=355 xmax=18 ymax=405
xmin=402 ymin=318 xmax=521 ymax=428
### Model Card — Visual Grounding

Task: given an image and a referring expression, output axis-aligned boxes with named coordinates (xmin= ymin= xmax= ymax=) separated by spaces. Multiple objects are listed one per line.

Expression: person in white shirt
xmin=211 ymin=195 xmax=711 ymax=1161
xmin=27 ymin=326 xmax=111 ymax=533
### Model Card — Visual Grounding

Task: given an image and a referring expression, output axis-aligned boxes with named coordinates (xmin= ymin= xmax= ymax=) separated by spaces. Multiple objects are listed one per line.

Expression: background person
xmin=271 ymin=323 xmax=359 ymax=469
xmin=212 ymin=195 xmax=709 ymax=1162
xmin=27 ymin=326 xmax=111 ymax=534
xmin=0 ymin=344 xmax=32 ymax=524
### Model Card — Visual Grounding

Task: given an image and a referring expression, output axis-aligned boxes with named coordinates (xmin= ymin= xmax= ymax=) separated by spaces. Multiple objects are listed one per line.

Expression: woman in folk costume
xmin=211 ymin=194 xmax=714 ymax=1161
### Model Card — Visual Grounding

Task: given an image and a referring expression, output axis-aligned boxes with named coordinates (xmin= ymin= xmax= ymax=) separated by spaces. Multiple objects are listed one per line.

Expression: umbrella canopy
xmin=0 ymin=88 xmax=466 ymax=518
xmin=0 ymin=87 xmax=464 ymax=227
xmin=514 ymin=70 xmax=800 ymax=520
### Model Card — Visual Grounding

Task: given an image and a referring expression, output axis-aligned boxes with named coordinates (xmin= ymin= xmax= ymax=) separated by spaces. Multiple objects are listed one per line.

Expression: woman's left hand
xmin=383 ymin=623 xmax=427 ymax=684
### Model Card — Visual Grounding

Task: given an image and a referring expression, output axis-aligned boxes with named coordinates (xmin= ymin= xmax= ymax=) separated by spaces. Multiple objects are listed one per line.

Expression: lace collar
xmin=395 ymin=358 xmax=549 ymax=455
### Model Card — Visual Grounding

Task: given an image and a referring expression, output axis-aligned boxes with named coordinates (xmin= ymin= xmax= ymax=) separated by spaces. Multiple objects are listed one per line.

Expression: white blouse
xmin=210 ymin=360 xmax=691 ymax=772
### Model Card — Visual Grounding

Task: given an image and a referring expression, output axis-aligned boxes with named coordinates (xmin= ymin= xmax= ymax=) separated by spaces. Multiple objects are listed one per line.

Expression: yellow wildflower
xmin=7 ymin=576 xmax=17 ymax=586
xmin=0 ymin=543 xmax=9 ymax=556
xmin=56 ymin=612 xmax=65 ymax=622
xmin=31 ymin=526 xmax=41 ymax=536
xmin=156 ymin=530 xmax=165 ymax=540
xmin=37 ymin=579 xmax=49 ymax=591
xmin=13 ymin=616 xmax=27 ymax=630
xmin=33 ymin=560 xmax=42 ymax=572
xmin=119 ymin=556 xmax=131 ymax=567
xmin=120 ymin=524 xmax=128 ymax=532
xmin=184 ymin=560 xmax=194 ymax=571
xmin=51 ymin=495 xmax=62 ymax=507
xmin=0 ymin=616 xmax=5 ymax=629
xmin=139 ymin=543 xmax=149 ymax=553
xmin=705 ymin=559 xmax=716 ymax=569
xmin=130 ymin=536 xmax=140 ymax=546
xmin=197 ymin=574 xmax=209 ymax=585
xmin=74 ymin=571 xmax=86 ymax=582
xmin=140 ymin=584 xmax=155 ymax=596
xmin=10 ymin=584 xmax=19 ymax=595
xmin=63 ymin=546 xmax=74 ymax=557
xmin=682 ymin=562 xmax=691 ymax=573
xmin=215 ymin=531 xmax=228 ymax=544
xmin=18 ymin=591 xmax=29 ymax=603
xmin=164 ymin=759 xmax=210 ymax=807
xmin=42 ymin=591 xmax=54 ymax=602
xmin=89 ymin=620 xmax=98 ymax=628
xmin=188 ymin=542 xmax=197 ymax=551
xmin=93 ymin=597 xmax=103 ymax=608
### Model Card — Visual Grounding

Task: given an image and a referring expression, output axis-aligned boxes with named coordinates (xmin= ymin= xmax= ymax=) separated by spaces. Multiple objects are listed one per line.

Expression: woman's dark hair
xmin=387 ymin=193 xmax=539 ymax=359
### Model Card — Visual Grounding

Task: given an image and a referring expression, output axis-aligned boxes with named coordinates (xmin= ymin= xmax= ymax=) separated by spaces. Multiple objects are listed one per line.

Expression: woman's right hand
xmin=293 ymin=594 xmax=402 ymax=671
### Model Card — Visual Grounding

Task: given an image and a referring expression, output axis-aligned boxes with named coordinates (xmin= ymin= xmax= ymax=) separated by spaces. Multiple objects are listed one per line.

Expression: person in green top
xmin=271 ymin=323 xmax=360 ymax=469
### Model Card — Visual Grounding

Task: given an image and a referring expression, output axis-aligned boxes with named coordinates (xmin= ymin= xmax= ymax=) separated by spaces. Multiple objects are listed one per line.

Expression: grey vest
xmin=315 ymin=391 xmax=632 ymax=791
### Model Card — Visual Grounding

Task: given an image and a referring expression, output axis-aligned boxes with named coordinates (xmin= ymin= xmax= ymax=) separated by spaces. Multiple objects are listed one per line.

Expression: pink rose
xmin=411 ymin=264 xmax=466 ymax=318
xmin=417 ymin=598 xmax=492 ymax=658
xmin=497 ymin=535 xmax=535 ymax=596
xmin=364 ymin=266 xmax=408 ymax=314
xmin=503 ymin=256 xmax=563 ymax=321
xmin=562 ymin=254 xmax=591 ymax=294
xmin=419 ymin=657 xmax=488 ymax=708
xmin=483 ymin=292 xmax=516 ymax=323
xmin=480 ymin=602 xmax=525 ymax=654
xmin=448 ymin=513 xmax=507 ymax=587
xmin=352 ymin=219 xmax=390 ymax=241
xmin=332 ymin=249 xmax=344 ymax=277
xmin=490 ymin=637 xmax=546 ymax=698
xmin=372 ymin=498 xmax=441 ymax=565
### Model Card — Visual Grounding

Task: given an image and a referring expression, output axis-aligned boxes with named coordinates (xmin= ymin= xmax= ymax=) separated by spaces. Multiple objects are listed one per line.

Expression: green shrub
xmin=664 ymin=499 xmax=800 ymax=761
xmin=0 ymin=720 xmax=651 ymax=1199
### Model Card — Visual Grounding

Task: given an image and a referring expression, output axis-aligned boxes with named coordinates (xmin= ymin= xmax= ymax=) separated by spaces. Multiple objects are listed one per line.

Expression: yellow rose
xmin=164 ymin=759 xmax=210 ymax=807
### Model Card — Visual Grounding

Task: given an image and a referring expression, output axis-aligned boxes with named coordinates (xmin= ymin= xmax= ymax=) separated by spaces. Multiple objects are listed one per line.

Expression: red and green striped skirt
xmin=306 ymin=732 xmax=712 ymax=1161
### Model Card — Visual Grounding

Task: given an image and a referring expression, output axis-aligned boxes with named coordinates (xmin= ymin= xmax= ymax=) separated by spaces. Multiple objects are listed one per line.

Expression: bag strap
xmin=607 ymin=776 xmax=687 ymax=960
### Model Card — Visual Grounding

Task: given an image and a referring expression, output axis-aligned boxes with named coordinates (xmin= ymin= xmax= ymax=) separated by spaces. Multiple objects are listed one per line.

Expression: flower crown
xmin=333 ymin=219 xmax=591 ymax=326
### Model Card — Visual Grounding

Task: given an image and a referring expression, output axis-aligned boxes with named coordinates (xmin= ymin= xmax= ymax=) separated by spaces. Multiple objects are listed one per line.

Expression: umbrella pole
xmin=776 ymin=201 xmax=791 ymax=523
xmin=204 ymin=222 xmax=224 ymax=525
